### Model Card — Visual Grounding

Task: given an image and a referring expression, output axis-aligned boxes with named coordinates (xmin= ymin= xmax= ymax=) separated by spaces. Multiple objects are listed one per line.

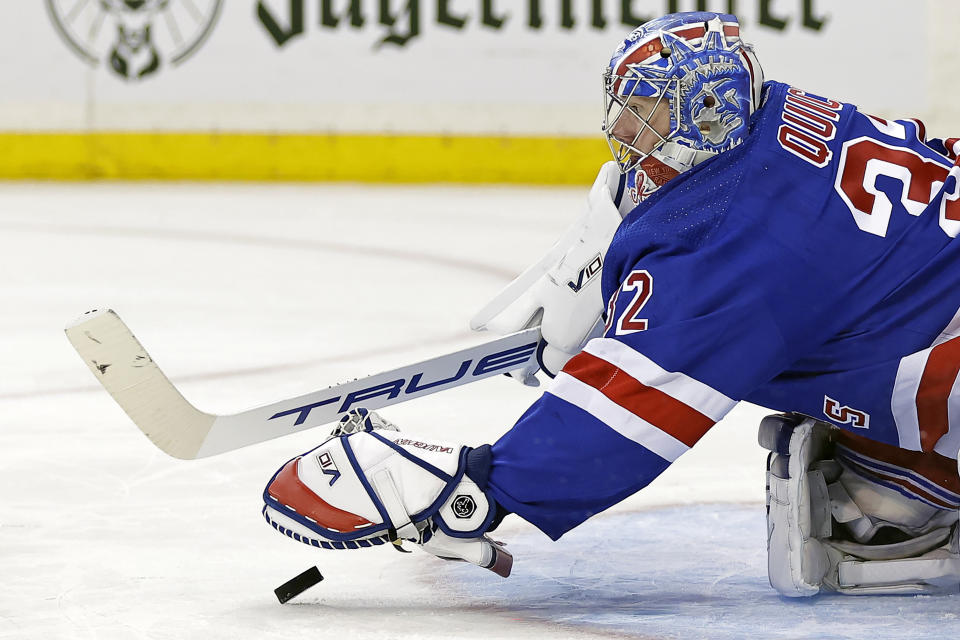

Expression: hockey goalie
xmin=261 ymin=11 xmax=960 ymax=596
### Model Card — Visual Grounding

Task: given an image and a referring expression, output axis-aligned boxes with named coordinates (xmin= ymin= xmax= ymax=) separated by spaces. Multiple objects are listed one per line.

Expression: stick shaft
xmin=66 ymin=309 xmax=540 ymax=459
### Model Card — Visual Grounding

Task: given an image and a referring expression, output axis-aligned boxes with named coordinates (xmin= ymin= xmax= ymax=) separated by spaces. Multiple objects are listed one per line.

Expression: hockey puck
xmin=274 ymin=566 xmax=324 ymax=604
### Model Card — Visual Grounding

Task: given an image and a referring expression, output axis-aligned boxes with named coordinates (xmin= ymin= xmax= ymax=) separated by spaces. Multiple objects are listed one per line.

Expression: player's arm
xmin=483 ymin=255 xmax=803 ymax=539
xmin=257 ymin=244 xmax=837 ymax=569
xmin=255 ymin=292 xmax=758 ymax=570
xmin=485 ymin=336 xmax=739 ymax=539
xmin=256 ymin=246 xmax=796 ymax=570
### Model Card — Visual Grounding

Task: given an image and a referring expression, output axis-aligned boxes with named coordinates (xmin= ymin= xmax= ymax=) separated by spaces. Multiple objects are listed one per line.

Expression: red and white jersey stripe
xmin=944 ymin=137 xmax=960 ymax=162
xmin=892 ymin=324 xmax=960 ymax=456
xmin=547 ymin=338 xmax=736 ymax=462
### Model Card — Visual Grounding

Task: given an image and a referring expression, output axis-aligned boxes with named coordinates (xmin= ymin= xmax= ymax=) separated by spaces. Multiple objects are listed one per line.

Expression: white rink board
xmin=1 ymin=1 xmax=958 ymax=135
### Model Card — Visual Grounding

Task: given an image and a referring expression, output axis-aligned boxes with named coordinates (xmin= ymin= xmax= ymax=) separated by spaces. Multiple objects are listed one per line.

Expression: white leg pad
xmin=760 ymin=413 xmax=960 ymax=596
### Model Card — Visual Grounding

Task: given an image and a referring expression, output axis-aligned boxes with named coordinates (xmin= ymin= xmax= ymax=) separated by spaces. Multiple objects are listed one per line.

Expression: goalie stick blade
xmin=65 ymin=309 xmax=216 ymax=460
xmin=274 ymin=566 xmax=324 ymax=604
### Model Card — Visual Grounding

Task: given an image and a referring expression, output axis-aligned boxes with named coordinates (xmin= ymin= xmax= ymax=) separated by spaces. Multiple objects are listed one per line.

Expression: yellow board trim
xmin=0 ymin=132 xmax=610 ymax=184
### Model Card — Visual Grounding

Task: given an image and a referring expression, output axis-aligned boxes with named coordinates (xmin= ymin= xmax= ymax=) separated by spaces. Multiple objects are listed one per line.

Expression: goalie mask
xmin=603 ymin=12 xmax=764 ymax=189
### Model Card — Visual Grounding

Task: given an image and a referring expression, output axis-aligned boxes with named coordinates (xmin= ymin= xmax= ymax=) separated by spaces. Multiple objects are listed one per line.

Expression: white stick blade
xmin=65 ymin=309 xmax=214 ymax=459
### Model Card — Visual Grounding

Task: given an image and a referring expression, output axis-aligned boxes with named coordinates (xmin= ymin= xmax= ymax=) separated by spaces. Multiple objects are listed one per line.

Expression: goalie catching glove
xmin=262 ymin=409 xmax=512 ymax=577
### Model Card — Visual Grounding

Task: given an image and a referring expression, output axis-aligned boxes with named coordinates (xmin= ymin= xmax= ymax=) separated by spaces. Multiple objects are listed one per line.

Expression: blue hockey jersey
xmin=487 ymin=81 xmax=960 ymax=540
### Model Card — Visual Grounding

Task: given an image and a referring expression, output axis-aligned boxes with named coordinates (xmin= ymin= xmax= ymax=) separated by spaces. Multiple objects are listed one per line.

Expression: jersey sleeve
xmin=925 ymin=136 xmax=960 ymax=163
xmin=486 ymin=235 xmax=843 ymax=540
xmin=879 ymin=115 xmax=960 ymax=164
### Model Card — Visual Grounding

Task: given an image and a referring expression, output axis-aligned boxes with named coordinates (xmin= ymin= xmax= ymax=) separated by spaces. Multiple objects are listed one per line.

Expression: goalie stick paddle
xmin=65 ymin=309 xmax=540 ymax=460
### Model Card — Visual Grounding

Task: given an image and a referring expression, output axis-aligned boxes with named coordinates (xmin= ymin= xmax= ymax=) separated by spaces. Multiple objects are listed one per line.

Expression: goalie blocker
xmin=760 ymin=413 xmax=960 ymax=596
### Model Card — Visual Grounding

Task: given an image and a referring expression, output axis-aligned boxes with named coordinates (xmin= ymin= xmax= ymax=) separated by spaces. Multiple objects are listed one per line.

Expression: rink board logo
xmin=46 ymin=0 xmax=223 ymax=80
xmin=256 ymin=1 xmax=828 ymax=50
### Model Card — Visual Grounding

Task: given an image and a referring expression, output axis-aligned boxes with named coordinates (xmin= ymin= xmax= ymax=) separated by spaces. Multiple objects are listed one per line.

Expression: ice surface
xmin=444 ymin=506 xmax=960 ymax=640
xmin=0 ymin=183 xmax=956 ymax=639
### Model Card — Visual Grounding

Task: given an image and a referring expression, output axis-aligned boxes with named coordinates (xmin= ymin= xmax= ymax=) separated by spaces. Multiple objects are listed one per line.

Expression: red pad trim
xmin=916 ymin=337 xmax=960 ymax=451
xmin=837 ymin=430 xmax=960 ymax=496
xmin=841 ymin=457 xmax=957 ymax=509
xmin=268 ymin=458 xmax=374 ymax=532
xmin=562 ymin=351 xmax=714 ymax=448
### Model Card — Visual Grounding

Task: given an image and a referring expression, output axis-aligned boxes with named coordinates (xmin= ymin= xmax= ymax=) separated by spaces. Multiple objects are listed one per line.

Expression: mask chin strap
xmin=655 ymin=142 xmax=718 ymax=172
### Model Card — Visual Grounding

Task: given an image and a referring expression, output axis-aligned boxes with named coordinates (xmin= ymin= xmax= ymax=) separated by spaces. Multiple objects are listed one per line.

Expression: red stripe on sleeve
xmin=916 ymin=337 xmax=960 ymax=451
xmin=562 ymin=351 xmax=715 ymax=447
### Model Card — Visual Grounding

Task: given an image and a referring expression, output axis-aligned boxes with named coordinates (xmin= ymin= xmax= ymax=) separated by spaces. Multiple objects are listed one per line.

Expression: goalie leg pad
xmin=760 ymin=413 xmax=960 ymax=596
xmin=262 ymin=410 xmax=512 ymax=576
xmin=761 ymin=413 xmax=835 ymax=597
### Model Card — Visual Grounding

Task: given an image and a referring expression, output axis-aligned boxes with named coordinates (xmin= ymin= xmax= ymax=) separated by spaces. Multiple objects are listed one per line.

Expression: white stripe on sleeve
xmin=548 ymin=372 xmax=690 ymax=463
xmin=581 ymin=338 xmax=736 ymax=422
xmin=934 ymin=372 xmax=960 ymax=458
xmin=890 ymin=348 xmax=929 ymax=452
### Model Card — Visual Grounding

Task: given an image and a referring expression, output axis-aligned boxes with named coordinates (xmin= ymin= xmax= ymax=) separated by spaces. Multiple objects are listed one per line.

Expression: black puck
xmin=274 ymin=566 xmax=324 ymax=604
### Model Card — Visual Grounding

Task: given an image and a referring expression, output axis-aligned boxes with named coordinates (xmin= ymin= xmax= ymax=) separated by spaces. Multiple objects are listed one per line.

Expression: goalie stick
xmin=65 ymin=309 xmax=540 ymax=460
